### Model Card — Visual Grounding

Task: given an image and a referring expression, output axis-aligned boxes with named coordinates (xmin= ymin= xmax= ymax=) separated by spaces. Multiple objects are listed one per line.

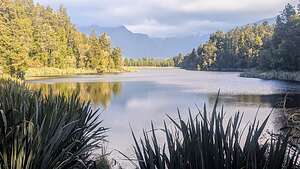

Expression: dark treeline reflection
xmin=29 ymin=82 xmax=122 ymax=108
xmin=207 ymin=94 xmax=300 ymax=109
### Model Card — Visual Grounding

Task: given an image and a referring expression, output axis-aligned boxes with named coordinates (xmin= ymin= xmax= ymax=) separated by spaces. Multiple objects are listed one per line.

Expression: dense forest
xmin=178 ymin=3 xmax=300 ymax=72
xmin=0 ymin=0 xmax=123 ymax=78
xmin=124 ymin=57 xmax=175 ymax=67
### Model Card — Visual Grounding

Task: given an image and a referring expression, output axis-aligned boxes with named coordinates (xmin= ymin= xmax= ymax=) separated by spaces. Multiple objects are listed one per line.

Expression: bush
xmin=0 ymin=79 xmax=108 ymax=169
xmin=131 ymin=94 xmax=300 ymax=169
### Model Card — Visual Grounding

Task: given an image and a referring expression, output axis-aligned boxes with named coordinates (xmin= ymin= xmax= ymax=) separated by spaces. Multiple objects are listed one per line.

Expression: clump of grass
xmin=131 ymin=94 xmax=300 ymax=169
xmin=0 ymin=79 xmax=108 ymax=169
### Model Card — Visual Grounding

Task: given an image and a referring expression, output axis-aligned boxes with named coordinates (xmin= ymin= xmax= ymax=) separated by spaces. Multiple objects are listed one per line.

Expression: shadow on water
xmin=29 ymin=82 xmax=122 ymax=108
xmin=208 ymin=93 xmax=300 ymax=109
xmin=199 ymin=93 xmax=300 ymax=144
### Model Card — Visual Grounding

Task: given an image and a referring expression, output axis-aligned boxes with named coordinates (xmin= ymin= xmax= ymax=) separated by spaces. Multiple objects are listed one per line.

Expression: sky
xmin=34 ymin=0 xmax=295 ymax=37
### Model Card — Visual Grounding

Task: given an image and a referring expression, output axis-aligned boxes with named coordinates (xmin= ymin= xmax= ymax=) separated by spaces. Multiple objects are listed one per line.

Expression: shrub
xmin=131 ymin=95 xmax=300 ymax=169
xmin=0 ymin=79 xmax=108 ymax=169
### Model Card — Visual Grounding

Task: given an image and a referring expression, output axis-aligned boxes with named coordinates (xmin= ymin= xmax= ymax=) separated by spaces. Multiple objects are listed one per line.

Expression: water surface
xmin=28 ymin=68 xmax=300 ymax=166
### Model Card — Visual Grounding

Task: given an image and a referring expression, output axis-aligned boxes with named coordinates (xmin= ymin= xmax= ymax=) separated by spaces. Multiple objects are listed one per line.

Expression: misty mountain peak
xmin=79 ymin=25 xmax=207 ymax=58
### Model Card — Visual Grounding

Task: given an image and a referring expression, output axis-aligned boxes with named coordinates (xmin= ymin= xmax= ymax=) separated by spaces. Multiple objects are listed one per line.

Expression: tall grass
xmin=132 ymin=95 xmax=300 ymax=169
xmin=25 ymin=67 xmax=135 ymax=79
xmin=0 ymin=79 xmax=108 ymax=169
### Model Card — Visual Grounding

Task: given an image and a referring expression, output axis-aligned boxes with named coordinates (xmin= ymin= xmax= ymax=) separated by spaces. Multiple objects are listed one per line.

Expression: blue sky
xmin=34 ymin=0 xmax=294 ymax=37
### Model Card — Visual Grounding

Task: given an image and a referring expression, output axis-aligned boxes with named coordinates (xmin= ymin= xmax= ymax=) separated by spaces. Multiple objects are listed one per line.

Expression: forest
xmin=0 ymin=0 xmax=123 ymax=78
xmin=124 ymin=57 xmax=175 ymax=67
xmin=178 ymin=3 xmax=300 ymax=72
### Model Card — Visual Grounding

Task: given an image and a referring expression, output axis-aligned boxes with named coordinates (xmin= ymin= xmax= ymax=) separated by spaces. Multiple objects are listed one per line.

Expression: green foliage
xmin=112 ymin=48 xmax=123 ymax=69
xmin=180 ymin=24 xmax=273 ymax=70
xmin=260 ymin=3 xmax=300 ymax=71
xmin=124 ymin=57 xmax=175 ymax=67
xmin=95 ymin=157 xmax=112 ymax=169
xmin=0 ymin=0 xmax=123 ymax=78
xmin=173 ymin=53 xmax=184 ymax=67
xmin=181 ymin=2 xmax=300 ymax=72
xmin=131 ymin=96 xmax=300 ymax=169
xmin=0 ymin=78 xmax=108 ymax=169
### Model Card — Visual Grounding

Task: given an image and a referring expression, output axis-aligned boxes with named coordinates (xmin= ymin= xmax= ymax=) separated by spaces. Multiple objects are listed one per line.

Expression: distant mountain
xmin=79 ymin=17 xmax=276 ymax=58
xmin=254 ymin=17 xmax=276 ymax=25
xmin=79 ymin=25 xmax=208 ymax=58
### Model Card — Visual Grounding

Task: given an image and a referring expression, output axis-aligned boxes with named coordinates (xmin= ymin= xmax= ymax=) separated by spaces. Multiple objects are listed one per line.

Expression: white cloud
xmin=126 ymin=19 xmax=177 ymax=37
xmin=127 ymin=19 xmax=232 ymax=37
xmin=34 ymin=0 xmax=296 ymax=37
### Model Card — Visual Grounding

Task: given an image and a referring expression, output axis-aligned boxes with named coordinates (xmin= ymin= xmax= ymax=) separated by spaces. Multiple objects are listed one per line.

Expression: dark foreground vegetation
xmin=176 ymin=3 xmax=300 ymax=74
xmin=131 ymin=96 xmax=300 ymax=169
xmin=0 ymin=78 xmax=108 ymax=169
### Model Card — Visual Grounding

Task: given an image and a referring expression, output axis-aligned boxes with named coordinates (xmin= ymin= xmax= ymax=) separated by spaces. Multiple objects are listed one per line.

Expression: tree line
xmin=124 ymin=57 xmax=175 ymax=67
xmin=177 ymin=3 xmax=300 ymax=72
xmin=0 ymin=0 xmax=123 ymax=78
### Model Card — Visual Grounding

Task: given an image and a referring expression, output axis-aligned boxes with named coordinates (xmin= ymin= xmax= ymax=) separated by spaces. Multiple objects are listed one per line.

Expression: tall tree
xmin=0 ymin=0 xmax=124 ymax=77
xmin=112 ymin=47 xmax=123 ymax=69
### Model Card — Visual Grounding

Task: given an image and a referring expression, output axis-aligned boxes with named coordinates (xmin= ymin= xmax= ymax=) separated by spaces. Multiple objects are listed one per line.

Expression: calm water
xmin=27 ymin=68 xmax=300 ymax=166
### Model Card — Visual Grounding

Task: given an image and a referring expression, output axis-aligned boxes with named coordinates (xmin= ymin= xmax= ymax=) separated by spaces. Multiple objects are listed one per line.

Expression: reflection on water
xmin=27 ymin=68 xmax=300 ymax=168
xmin=209 ymin=94 xmax=300 ymax=109
xmin=30 ymin=82 xmax=122 ymax=108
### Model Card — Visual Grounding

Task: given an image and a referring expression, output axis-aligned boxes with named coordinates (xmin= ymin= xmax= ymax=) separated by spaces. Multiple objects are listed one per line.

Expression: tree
xmin=98 ymin=33 xmax=112 ymax=71
xmin=173 ymin=53 xmax=184 ymax=67
xmin=0 ymin=1 xmax=11 ymax=69
xmin=89 ymin=31 xmax=101 ymax=69
xmin=260 ymin=3 xmax=300 ymax=71
xmin=180 ymin=23 xmax=273 ymax=71
xmin=0 ymin=0 xmax=32 ymax=78
xmin=112 ymin=47 xmax=122 ymax=69
xmin=0 ymin=1 xmax=124 ymax=77
xmin=201 ymin=42 xmax=217 ymax=70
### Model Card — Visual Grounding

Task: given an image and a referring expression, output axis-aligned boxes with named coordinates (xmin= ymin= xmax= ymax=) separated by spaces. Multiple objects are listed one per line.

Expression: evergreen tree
xmin=112 ymin=47 xmax=123 ymax=69
xmin=181 ymin=23 xmax=273 ymax=70
xmin=0 ymin=0 xmax=124 ymax=77
xmin=260 ymin=3 xmax=300 ymax=71
xmin=89 ymin=31 xmax=101 ymax=69
xmin=98 ymin=33 xmax=112 ymax=71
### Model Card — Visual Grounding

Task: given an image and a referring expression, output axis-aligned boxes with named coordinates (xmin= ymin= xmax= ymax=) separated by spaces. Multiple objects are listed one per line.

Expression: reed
xmin=132 ymin=95 xmax=300 ymax=169
xmin=0 ymin=79 xmax=108 ymax=169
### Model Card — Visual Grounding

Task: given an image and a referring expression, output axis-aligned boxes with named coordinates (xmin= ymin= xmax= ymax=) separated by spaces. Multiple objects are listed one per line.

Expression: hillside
xmin=79 ymin=25 xmax=208 ymax=58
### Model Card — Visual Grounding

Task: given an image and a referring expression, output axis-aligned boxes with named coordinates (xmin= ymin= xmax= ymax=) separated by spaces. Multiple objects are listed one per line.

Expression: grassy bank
xmin=240 ymin=70 xmax=300 ymax=82
xmin=25 ymin=66 xmax=136 ymax=79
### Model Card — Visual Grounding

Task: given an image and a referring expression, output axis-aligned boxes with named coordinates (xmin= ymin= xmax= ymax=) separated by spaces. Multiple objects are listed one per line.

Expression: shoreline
xmin=5 ymin=66 xmax=300 ymax=83
xmin=24 ymin=67 xmax=136 ymax=80
xmin=240 ymin=70 xmax=300 ymax=82
xmin=125 ymin=66 xmax=177 ymax=69
xmin=179 ymin=67 xmax=300 ymax=82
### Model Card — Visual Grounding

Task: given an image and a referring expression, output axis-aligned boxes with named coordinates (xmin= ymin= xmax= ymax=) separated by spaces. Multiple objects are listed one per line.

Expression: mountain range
xmin=254 ymin=17 xmax=276 ymax=25
xmin=79 ymin=25 xmax=209 ymax=58
xmin=78 ymin=17 xmax=275 ymax=58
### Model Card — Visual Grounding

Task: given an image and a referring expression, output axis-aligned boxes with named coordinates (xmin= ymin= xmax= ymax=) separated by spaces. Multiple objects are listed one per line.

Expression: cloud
xmin=127 ymin=19 xmax=232 ymax=37
xmin=33 ymin=0 xmax=295 ymax=37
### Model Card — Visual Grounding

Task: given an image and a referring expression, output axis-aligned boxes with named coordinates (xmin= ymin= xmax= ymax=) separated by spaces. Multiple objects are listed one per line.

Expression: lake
xmin=27 ymin=68 xmax=300 ymax=167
